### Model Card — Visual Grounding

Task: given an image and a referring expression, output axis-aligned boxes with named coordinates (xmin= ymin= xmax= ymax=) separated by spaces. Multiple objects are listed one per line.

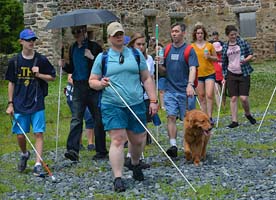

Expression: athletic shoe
xmin=132 ymin=164 xmax=144 ymax=181
xmin=227 ymin=121 xmax=239 ymax=128
xmin=124 ymin=158 xmax=150 ymax=170
xmin=245 ymin=114 xmax=256 ymax=124
xmin=79 ymin=144 xmax=85 ymax=151
xmin=166 ymin=146 xmax=178 ymax=158
xmin=113 ymin=177 xmax=126 ymax=192
xmin=18 ymin=151 xmax=30 ymax=172
xmin=92 ymin=152 xmax=108 ymax=160
xmin=33 ymin=165 xmax=46 ymax=177
xmin=87 ymin=144 xmax=95 ymax=151
xmin=64 ymin=149 xmax=79 ymax=161
xmin=139 ymin=160 xmax=150 ymax=169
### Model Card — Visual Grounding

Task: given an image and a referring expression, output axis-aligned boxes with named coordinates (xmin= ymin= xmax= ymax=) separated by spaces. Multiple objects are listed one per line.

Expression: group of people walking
xmin=5 ymin=20 xmax=256 ymax=192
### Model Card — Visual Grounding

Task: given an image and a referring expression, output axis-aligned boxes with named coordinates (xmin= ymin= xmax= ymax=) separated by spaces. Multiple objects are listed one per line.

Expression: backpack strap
xmin=130 ymin=47 xmax=140 ymax=68
xmin=164 ymin=43 xmax=172 ymax=59
xmin=184 ymin=45 xmax=198 ymax=88
xmin=101 ymin=50 xmax=109 ymax=77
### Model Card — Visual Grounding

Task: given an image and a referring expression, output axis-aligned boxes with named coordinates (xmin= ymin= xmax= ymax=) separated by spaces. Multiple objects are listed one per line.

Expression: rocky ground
xmin=0 ymin=112 xmax=275 ymax=199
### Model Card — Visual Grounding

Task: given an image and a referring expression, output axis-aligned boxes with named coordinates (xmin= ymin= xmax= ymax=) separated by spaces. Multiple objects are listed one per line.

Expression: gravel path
xmin=0 ymin=112 xmax=275 ymax=199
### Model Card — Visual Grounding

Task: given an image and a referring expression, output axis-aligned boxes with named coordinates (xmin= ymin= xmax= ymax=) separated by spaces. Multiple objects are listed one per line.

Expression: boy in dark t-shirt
xmin=5 ymin=29 xmax=56 ymax=176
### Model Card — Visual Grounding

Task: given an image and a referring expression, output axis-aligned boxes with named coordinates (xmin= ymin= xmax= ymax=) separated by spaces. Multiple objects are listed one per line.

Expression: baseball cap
xmin=213 ymin=42 xmax=222 ymax=52
xmin=107 ymin=22 xmax=124 ymax=36
xmin=19 ymin=29 xmax=38 ymax=40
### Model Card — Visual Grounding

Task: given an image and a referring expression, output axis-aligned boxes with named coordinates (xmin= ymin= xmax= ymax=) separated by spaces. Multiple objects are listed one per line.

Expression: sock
xmin=21 ymin=152 xmax=29 ymax=157
xmin=170 ymin=139 xmax=177 ymax=147
xmin=126 ymin=152 xmax=131 ymax=158
xmin=35 ymin=162 xmax=41 ymax=166
xmin=140 ymin=152 xmax=144 ymax=160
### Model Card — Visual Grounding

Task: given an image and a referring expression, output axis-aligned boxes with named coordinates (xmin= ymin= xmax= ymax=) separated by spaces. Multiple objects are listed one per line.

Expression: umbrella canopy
xmin=45 ymin=9 xmax=119 ymax=29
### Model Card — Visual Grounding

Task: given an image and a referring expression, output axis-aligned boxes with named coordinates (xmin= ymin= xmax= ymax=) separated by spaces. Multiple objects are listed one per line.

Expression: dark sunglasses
xmin=23 ymin=38 xmax=36 ymax=42
xmin=71 ymin=29 xmax=82 ymax=35
xmin=119 ymin=53 xmax=124 ymax=64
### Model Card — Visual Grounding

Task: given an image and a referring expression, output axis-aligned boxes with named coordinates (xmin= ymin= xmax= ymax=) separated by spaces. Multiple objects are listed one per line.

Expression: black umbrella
xmin=45 ymin=9 xmax=118 ymax=29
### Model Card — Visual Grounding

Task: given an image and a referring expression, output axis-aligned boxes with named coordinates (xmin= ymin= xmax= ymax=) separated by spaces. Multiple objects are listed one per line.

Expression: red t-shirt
xmin=214 ymin=53 xmax=223 ymax=81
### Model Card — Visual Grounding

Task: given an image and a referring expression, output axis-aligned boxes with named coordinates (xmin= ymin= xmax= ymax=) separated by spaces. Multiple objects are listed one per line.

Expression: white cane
xmin=155 ymin=24 xmax=160 ymax=140
xmin=55 ymin=65 xmax=62 ymax=161
xmin=109 ymin=82 xmax=197 ymax=193
xmin=216 ymin=82 xmax=225 ymax=128
xmin=257 ymin=85 xmax=276 ymax=132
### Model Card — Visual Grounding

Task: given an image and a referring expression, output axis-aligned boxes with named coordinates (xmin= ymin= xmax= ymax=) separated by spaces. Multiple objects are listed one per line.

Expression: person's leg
xmin=214 ymin=82 xmax=221 ymax=108
xmin=87 ymin=91 xmax=107 ymax=158
xmin=84 ymin=107 xmax=95 ymax=148
xmin=230 ymin=96 xmax=238 ymax=122
xmin=159 ymin=90 xmax=165 ymax=109
xmin=196 ymin=81 xmax=207 ymax=113
xmin=205 ymin=79 xmax=215 ymax=119
xmin=34 ymin=133 xmax=43 ymax=164
xmin=127 ymin=131 xmax=146 ymax=166
xmin=109 ymin=129 xmax=127 ymax=178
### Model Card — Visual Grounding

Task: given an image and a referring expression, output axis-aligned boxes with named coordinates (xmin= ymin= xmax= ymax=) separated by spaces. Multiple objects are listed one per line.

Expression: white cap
xmin=107 ymin=22 xmax=125 ymax=36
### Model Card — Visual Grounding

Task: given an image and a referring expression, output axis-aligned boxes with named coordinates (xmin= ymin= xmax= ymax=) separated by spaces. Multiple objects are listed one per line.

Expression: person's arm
xmin=6 ymin=82 xmax=15 ymax=116
xmin=32 ymin=67 xmax=55 ymax=82
xmin=140 ymin=70 xmax=158 ymax=115
xmin=187 ymin=66 xmax=196 ymax=97
xmin=89 ymin=74 xmax=109 ymax=91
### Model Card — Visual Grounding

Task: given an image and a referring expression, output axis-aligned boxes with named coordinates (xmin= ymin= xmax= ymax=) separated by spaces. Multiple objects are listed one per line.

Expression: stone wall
xmin=21 ymin=0 xmax=276 ymax=63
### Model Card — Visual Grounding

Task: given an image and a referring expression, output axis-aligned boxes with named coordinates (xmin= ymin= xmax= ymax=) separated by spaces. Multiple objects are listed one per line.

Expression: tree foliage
xmin=0 ymin=0 xmax=24 ymax=54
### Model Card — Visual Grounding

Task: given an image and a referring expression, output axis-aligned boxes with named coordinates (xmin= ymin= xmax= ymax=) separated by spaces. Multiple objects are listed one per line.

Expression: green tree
xmin=0 ymin=0 xmax=24 ymax=54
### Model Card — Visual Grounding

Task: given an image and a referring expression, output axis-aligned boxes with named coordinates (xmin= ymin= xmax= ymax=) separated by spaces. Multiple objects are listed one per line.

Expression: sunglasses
xmin=119 ymin=53 xmax=124 ymax=64
xmin=71 ymin=29 xmax=83 ymax=35
xmin=23 ymin=38 xmax=36 ymax=42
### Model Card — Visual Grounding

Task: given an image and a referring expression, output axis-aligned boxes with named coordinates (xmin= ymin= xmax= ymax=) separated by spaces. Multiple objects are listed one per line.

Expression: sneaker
xmin=132 ymin=164 xmax=144 ymax=181
xmin=87 ymin=144 xmax=95 ymax=151
xmin=227 ymin=121 xmax=239 ymax=128
xmin=139 ymin=160 xmax=150 ymax=169
xmin=64 ymin=149 xmax=79 ymax=161
xmin=79 ymin=144 xmax=85 ymax=151
xmin=124 ymin=157 xmax=133 ymax=170
xmin=92 ymin=152 xmax=108 ymax=160
xmin=166 ymin=146 xmax=178 ymax=158
xmin=33 ymin=165 xmax=46 ymax=177
xmin=245 ymin=114 xmax=256 ymax=124
xmin=210 ymin=118 xmax=215 ymax=126
xmin=18 ymin=151 xmax=30 ymax=172
xmin=113 ymin=177 xmax=126 ymax=192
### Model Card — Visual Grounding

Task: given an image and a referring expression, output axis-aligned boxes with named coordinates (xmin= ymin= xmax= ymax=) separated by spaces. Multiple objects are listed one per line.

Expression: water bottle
xmin=204 ymin=48 xmax=209 ymax=57
xmin=240 ymin=55 xmax=245 ymax=62
xmin=152 ymin=113 xmax=161 ymax=126
xmin=158 ymin=48 xmax=164 ymax=64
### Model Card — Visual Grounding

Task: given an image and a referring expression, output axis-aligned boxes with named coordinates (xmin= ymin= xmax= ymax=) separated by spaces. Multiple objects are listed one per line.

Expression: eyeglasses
xmin=71 ymin=29 xmax=82 ymax=35
xmin=119 ymin=53 xmax=124 ymax=64
xmin=23 ymin=38 xmax=36 ymax=42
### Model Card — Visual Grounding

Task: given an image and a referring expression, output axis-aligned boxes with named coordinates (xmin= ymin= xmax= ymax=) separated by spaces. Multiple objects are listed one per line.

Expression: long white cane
xmin=109 ymin=82 xmax=197 ymax=193
xmin=216 ymin=82 xmax=225 ymax=128
xmin=155 ymin=24 xmax=159 ymax=140
xmin=257 ymin=85 xmax=276 ymax=132
xmin=55 ymin=65 xmax=62 ymax=161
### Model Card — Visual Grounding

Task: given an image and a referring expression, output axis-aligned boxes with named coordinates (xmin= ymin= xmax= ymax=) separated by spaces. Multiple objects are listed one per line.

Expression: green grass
xmin=0 ymin=60 xmax=276 ymax=198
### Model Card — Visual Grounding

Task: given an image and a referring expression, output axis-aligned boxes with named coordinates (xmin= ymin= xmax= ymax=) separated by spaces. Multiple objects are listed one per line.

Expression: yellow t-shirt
xmin=191 ymin=42 xmax=216 ymax=77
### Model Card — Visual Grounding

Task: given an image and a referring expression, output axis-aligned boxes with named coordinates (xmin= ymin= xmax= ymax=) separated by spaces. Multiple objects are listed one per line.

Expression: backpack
xmin=164 ymin=44 xmax=198 ymax=87
xmin=13 ymin=52 xmax=48 ymax=97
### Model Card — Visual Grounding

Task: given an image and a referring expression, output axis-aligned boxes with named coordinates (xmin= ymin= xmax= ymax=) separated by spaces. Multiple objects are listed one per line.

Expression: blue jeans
xmin=66 ymin=81 xmax=106 ymax=154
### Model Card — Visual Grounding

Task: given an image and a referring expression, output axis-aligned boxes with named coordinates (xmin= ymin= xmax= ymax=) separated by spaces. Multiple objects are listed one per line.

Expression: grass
xmin=0 ymin=59 xmax=276 ymax=198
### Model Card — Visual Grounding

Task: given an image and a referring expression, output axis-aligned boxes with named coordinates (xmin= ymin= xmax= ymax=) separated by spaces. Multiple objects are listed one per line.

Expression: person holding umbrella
xmin=89 ymin=22 xmax=158 ymax=192
xmin=59 ymin=25 xmax=108 ymax=161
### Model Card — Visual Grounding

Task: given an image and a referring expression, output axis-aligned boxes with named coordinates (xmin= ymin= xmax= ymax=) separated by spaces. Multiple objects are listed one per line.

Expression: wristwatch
xmin=188 ymin=82 xmax=194 ymax=87
xmin=150 ymin=99 xmax=158 ymax=104
xmin=8 ymin=101 xmax=13 ymax=105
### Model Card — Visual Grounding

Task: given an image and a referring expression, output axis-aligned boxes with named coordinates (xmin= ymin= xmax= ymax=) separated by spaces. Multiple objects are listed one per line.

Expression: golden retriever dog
xmin=184 ymin=109 xmax=212 ymax=166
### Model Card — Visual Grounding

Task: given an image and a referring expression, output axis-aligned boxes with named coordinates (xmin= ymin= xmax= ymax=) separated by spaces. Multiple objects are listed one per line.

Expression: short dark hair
xmin=171 ymin=23 xmax=186 ymax=32
xmin=212 ymin=31 xmax=219 ymax=36
xmin=225 ymin=25 xmax=238 ymax=36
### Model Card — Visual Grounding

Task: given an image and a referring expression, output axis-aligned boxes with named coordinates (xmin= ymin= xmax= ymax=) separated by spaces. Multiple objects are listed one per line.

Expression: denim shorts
xmin=198 ymin=73 xmax=216 ymax=83
xmin=164 ymin=91 xmax=187 ymax=120
xmin=101 ymin=102 xmax=146 ymax=134
xmin=158 ymin=77 xmax=166 ymax=90
xmin=13 ymin=110 xmax=46 ymax=134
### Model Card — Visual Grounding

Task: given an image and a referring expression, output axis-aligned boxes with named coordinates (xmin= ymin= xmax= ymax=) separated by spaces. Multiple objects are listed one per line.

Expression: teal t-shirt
xmin=92 ymin=47 xmax=147 ymax=107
